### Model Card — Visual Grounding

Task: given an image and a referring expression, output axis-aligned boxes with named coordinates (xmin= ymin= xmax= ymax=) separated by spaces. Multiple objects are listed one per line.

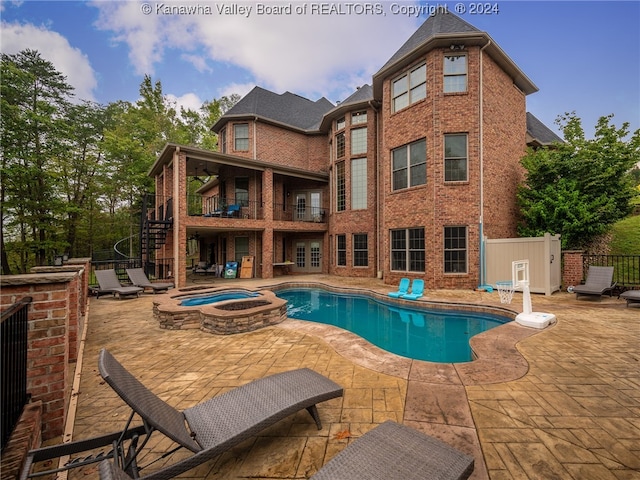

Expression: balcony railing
xmin=273 ymin=203 xmax=327 ymax=223
xmin=188 ymin=196 xmax=264 ymax=219
xmin=1 ymin=296 xmax=32 ymax=450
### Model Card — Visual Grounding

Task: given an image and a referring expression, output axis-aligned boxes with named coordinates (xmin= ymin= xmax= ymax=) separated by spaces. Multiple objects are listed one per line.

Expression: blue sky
xmin=1 ymin=1 xmax=638 ymax=138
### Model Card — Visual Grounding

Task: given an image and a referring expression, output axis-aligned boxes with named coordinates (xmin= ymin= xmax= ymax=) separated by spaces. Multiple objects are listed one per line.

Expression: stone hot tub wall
xmin=152 ymin=288 xmax=287 ymax=334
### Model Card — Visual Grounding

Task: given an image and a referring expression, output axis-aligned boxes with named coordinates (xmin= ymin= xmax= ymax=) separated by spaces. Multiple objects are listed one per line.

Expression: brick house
xmin=147 ymin=11 xmax=561 ymax=289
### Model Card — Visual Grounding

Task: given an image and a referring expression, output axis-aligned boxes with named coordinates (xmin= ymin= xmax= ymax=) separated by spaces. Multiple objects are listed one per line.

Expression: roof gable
xmin=212 ymin=86 xmax=334 ymax=132
xmin=526 ymin=112 xmax=564 ymax=146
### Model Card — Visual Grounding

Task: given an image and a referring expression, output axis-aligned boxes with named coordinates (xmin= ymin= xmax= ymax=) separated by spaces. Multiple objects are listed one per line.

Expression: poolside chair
xmin=94 ymin=269 xmax=143 ymax=299
xmin=224 ymin=204 xmax=241 ymax=218
xmin=620 ymin=289 xmax=640 ymax=307
xmin=22 ymin=349 xmax=343 ymax=480
xmin=573 ymin=266 xmax=616 ymax=300
xmin=98 ymin=420 xmax=474 ymax=480
xmin=126 ymin=268 xmax=174 ymax=293
xmin=388 ymin=277 xmax=410 ymax=298
xmin=402 ymin=279 xmax=424 ymax=300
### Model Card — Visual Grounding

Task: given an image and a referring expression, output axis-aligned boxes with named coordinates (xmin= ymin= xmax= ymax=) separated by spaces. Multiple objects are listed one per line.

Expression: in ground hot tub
xmin=152 ymin=287 xmax=287 ymax=334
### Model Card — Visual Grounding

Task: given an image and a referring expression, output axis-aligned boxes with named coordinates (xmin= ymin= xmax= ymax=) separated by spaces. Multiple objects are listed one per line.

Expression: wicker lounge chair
xmin=94 ymin=269 xmax=143 ymax=299
xmin=573 ymin=266 xmax=616 ymax=299
xmin=98 ymin=421 xmax=474 ymax=480
xmin=125 ymin=268 xmax=174 ymax=293
xmin=620 ymin=289 xmax=640 ymax=307
xmin=22 ymin=349 xmax=343 ymax=480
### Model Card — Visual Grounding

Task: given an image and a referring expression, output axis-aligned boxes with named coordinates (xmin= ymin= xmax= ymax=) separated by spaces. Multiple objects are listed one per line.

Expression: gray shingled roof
xmin=336 ymin=84 xmax=373 ymax=106
xmin=211 ymin=86 xmax=334 ymax=132
xmin=377 ymin=11 xmax=480 ymax=74
xmin=526 ymin=112 xmax=564 ymax=145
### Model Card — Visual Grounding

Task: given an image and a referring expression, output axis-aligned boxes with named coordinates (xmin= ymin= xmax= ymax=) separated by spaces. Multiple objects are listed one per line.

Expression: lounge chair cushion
xmin=95 ymin=270 xmax=143 ymax=299
xmin=126 ymin=268 xmax=174 ymax=292
xmin=620 ymin=290 xmax=640 ymax=306
xmin=402 ymin=279 xmax=424 ymax=300
xmin=574 ymin=266 xmax=615 ymax=298
xmin=310 ymin=421 xmax=473 ymax=480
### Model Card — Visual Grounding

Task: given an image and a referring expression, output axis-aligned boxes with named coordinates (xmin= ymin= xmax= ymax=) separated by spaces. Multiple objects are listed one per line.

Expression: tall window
xmin=351 ymin=158 xmax=367 ymax=210
xmin=351 ymin=128 xmax=367 ymax=155
xmin=353 ymin=234 xmax=368 ymax=267
xmin=392 ymin=63 xmax=426 ymax=112
xmin=336 ymin=161 xmax=346 ymax=211
xmin=336 ymin=132 xmax=345 ymax=158
xmin=444 ymin=55 xmax=467 ymax=93
xmin=336 ymin=235 xmax=346 ymax=266
xmin=234 ymin=123 xmax=249 ymax=150
xmin=352 ymin=111 xmax=367 ymax=125
xmin=392 ymin=139 xmax=426 ymax=191
xmin=391 ymin=228 xmax=425 ymax=272
xmin=444 ymin=226 xmax=467 ymax=273
xmin=444 ymin=134 xmax=468 ymax=182
xmin=235 ymin=177 xmax=249 ymax=206
xmin=219 ymin=129 xmax=227 ymax=153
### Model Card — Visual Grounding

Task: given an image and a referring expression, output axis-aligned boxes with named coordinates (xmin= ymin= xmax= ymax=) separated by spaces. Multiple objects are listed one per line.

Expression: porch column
xmin=174 ymin=149 xmax=188 ymax=287
xmin=262 ymin=168 xmax=274 ymax=278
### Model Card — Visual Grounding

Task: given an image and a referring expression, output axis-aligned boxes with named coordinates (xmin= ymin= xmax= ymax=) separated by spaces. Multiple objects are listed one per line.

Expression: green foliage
xmin=609 ymin=215 xmax=640 ymax=255
xmin=1 ymin=50 xmax=237 ymax=273
xmin=518 ymin=113 xmax=640 ymax=250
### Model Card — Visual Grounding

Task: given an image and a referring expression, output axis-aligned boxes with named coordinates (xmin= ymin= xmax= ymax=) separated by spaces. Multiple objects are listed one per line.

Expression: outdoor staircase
xmin=140 ymin=196 xmax=173 ymax=261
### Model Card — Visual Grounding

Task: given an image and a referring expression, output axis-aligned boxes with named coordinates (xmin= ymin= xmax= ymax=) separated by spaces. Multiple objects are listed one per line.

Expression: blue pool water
xmin=180 ymin=290 xmax=259 ymax=306
xmin=276 ymin=288 xmax=510 ymax=363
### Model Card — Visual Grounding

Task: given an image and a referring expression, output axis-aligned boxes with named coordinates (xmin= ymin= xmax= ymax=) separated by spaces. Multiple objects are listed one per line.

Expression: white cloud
xmin=91 ymin=2 xmax=420 ymax=100
xmin=0 ymin=21 xmax=98 ymax=102
xmin=218 ymin=82 xmax=255 ymax=99
xmin=166 ymin=92 xmax=204 ymax=113
xmin=180 ymin=53 xmax=212 ymax=73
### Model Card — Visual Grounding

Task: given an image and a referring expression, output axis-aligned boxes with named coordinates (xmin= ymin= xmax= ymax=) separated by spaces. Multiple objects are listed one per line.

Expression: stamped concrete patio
xmin=68 ymin=275 xmax=639 ymax=479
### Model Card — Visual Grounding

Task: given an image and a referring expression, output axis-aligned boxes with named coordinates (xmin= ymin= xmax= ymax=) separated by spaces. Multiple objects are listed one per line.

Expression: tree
xmin=1 ymin=50 xmax=73 ymax=272
xmin=518 ymin=113 xmax=640 ymax=249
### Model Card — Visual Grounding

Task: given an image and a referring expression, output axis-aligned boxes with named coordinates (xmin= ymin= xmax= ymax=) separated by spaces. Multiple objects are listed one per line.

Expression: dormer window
xmin=444 ymin=54 xmax=467 ymax=93
xmin=392 ymin=63 xmax=426 ymax=112
xmin=336 ymin=117 xmax=345 ymax=130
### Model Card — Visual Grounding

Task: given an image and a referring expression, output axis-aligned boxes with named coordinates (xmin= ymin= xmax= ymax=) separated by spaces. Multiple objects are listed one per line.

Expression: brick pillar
xmin=562 ymin=250 xmax=585 ymax=289
xmin=262 ymin=168 xmax=274 ymax=278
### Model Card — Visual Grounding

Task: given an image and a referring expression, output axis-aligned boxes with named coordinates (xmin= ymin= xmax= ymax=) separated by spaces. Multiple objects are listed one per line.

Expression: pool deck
xmin=67 ymin=274 xmax=639 ymax=479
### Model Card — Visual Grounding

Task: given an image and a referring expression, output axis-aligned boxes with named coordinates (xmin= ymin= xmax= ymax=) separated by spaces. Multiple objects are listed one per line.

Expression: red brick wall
xmin=481 ymin=53 xmax=527 ymax=239
xmin=562 ymin=251 xmax=585 ymax=288
xmin=0 ymin=270 xmax=87 ymax=441
xmin=379 ymin=46 xmax=526 ymax=289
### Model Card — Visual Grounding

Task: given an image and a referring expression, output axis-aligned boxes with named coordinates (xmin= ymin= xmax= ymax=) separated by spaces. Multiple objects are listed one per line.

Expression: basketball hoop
xmin=496 ymin=281 xmax=514 ymax=304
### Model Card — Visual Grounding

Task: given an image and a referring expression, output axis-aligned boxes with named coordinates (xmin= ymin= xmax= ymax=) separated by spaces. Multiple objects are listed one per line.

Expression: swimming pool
xmin=276 ymin=288 xmax=510 ymax=363
xmin=180 ymin=290 xmax=259 ymax=306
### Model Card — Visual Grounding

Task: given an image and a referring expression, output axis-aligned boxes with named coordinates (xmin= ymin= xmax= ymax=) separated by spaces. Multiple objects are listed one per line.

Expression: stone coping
xmin=268 ymin=281 xmax=541 ymax=386
xmin=1 ymin=271 xmax=79 ymax=285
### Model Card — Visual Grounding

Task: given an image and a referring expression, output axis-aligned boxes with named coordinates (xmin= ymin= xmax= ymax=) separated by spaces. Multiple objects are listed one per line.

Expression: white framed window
xmin=352 ymin=111 xmax=367 ymax=125
xmin=444 ymin=55 xmax=467 ymax=93
xmin=351 ymin=158 xmax=367 ymax=210
xmin=390 ymin=228 xmax=425 ymax=272
xmin=336 ymin=117 xmax=345 ymax=130
xmin=392 ymin=63 xmax=426 ymax=112
xmin=351 ymin=127 xmax=367 ymax=155
xmin=336 ymin=132 xmax=345 ymax=158
xmin=336 ymin=234 xmax=346 ymax=266
xmin=353 ymin=234 xmax=368 ymax=267
xmin=234 ymin=123 xmax=249 ymax=151
xmin=444 ymin=134 xmax=468 ymax=182
xmin=392 ymin=139 xmax=426 ymax=191
xmin=444 ymin=226 xmax=467 ymax=273
xmin=336 ymin=161 xmax=346 ymax=212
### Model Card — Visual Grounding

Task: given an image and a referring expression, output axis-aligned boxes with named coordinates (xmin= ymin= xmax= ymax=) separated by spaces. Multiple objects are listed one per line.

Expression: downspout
xmin=369 ymin=100 xmax=382 ymax=279
xmin=479 ymin=40 xmax=491 ymax=288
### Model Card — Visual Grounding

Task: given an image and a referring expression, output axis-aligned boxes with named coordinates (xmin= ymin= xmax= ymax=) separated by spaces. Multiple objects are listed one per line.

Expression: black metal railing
xmin=1 ymin=296 xmax=32 ymax=450
xmin=273 ymin=203 xmax=326 ymax=223
xmin=188 ymin=195 xmax=264 ymax=220
xmin=582 ymin=254 xmax=640 ymax=288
